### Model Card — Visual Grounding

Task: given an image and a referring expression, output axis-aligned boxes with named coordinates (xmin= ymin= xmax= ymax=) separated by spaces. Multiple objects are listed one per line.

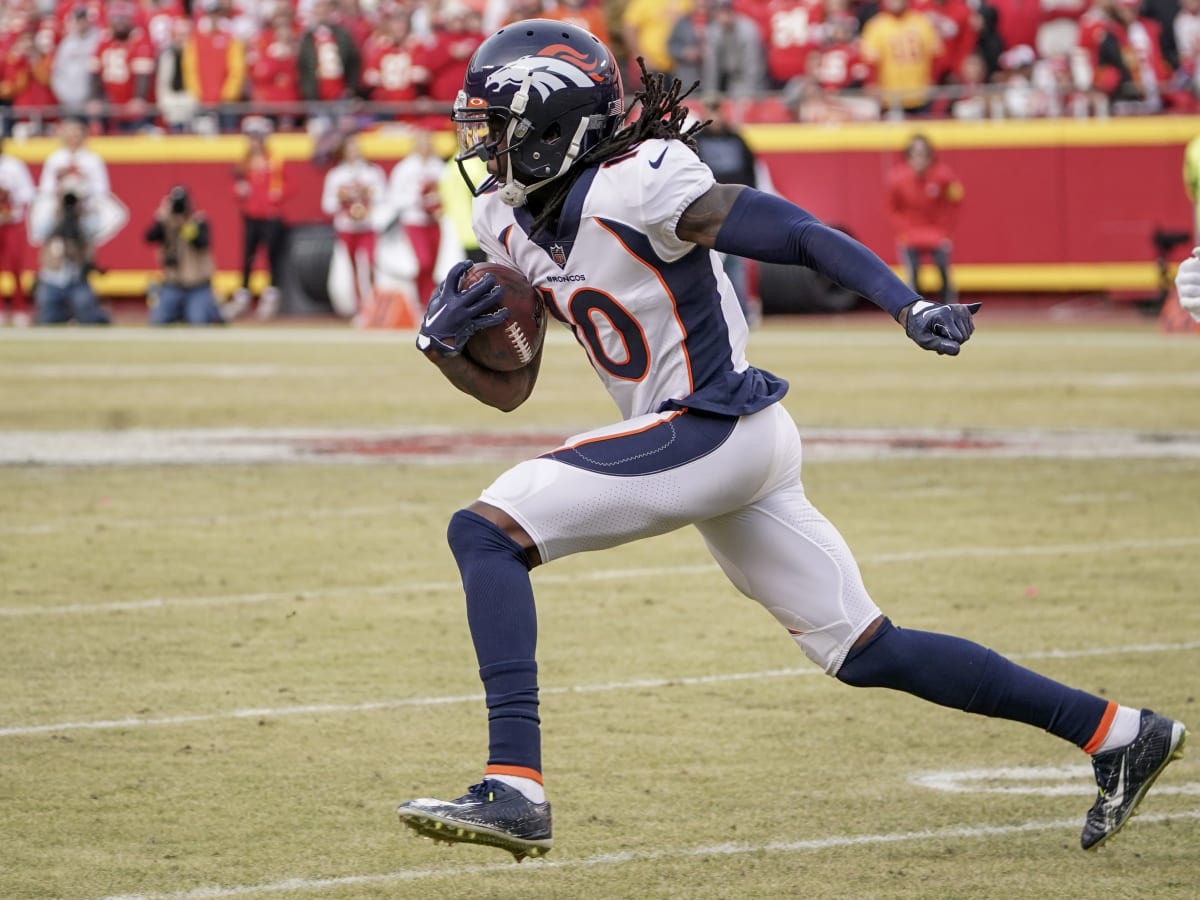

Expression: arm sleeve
xmin=713 ymin=188 xmax=920 ymax=319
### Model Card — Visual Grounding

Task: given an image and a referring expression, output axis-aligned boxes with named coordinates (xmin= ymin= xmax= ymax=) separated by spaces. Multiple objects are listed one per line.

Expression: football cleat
xmin=397 ymin=779 xmax=552 ymax=862
xmin=1081 ymin=708 xmax=1187 ymax=850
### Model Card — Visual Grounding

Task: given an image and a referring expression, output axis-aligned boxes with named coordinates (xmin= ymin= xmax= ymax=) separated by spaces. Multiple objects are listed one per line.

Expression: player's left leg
xmin=696 ymin=405 xmax=1186 ymax=850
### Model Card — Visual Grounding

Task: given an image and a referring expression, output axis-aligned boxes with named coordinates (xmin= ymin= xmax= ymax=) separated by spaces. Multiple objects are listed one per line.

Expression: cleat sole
xmin=397 ymin=806 xmax=552 ymax=861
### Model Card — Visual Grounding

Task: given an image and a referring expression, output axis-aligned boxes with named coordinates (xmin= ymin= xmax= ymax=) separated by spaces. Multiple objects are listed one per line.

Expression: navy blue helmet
xmin=452 ymin=19 xmax=624 ymax=205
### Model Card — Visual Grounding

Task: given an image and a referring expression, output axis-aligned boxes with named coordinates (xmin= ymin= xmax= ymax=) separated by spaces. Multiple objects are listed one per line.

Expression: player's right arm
xmin=421 ymin=346 xmax=542 ymax=412
xmin=416 ymin=260 xmax=540 ymax=412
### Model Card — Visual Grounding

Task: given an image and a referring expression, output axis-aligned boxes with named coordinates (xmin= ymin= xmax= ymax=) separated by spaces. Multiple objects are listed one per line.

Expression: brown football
xmin=460 ymin=263 xmax=547 ymax=372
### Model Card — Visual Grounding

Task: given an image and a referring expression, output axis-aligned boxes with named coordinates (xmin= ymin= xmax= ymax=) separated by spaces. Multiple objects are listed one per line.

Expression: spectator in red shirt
xmin=247 ymin=4 xmax=302 ymax=127
xmin=886 ymin=133 xmax=964 ymax=305
xmin=913 ymin=0 xmax=978 ymax=84
xmin=362 ymin=5 xmax=427 ymax=119
xmin=1080 ymin=0 xmax=1179 ymax=111
xmin=765 ymin=0 xmax=824 ymax=88
xmin=88 ymin=1 xmax=155 ymax=132
xmin=182 ymin=1 xmax=246 ymax=131
xmin=228 ymin=116 xmax=288 ymax=319
xmin=1 ymin=26 xmax=57 ymax=120
xmin=143 ymin=0 xmax=186 ymax=54
xmin=298 ymin=0 xmax=360 ymax=106
xmin=417 ymin=2 xmax=485 ymax=103
xmin=808 ymin=6 xmax=871 ymax=92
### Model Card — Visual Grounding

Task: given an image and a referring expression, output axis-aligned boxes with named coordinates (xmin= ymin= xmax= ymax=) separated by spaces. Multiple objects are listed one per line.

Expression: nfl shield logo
xmin=550 ymin=242 xmax=568 ymax=268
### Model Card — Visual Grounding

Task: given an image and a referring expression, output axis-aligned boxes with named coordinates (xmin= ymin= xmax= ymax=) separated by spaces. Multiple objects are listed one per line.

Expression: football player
xmin=398 ymin=19 xmax=1187 ymax=861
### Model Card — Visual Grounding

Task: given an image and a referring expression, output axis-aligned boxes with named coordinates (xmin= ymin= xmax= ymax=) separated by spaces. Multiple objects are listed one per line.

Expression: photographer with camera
xmin=32 ymin=175 xmax=111 ymax=326
xmin=144 ymin=186 xmax=223 ymax=326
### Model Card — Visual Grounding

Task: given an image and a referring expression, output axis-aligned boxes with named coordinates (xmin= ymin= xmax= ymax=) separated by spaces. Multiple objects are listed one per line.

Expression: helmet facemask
xmin=453 ymin=67 xmax=621 ymax=208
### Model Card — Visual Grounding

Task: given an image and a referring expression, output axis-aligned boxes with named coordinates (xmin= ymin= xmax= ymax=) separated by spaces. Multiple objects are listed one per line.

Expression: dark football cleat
xmin=397 ymin=779 xmax=552 ymax=862
xmin=1081 ymin=709 xmax=1187 ymax=850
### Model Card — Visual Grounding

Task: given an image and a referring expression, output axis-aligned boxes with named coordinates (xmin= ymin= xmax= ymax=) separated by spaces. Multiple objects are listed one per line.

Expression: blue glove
xmin=903 ymin=300 xmax=982 ymax=355
xmin=415 ymin=260 xmax=508 ymax=357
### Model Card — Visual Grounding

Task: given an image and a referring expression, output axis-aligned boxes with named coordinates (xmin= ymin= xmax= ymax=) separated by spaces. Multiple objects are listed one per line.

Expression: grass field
xmin=2 ymin=317 xmax=1199 ymax=899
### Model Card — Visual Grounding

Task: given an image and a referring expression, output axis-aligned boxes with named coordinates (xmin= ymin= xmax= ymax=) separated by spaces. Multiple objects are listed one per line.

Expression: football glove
xmin=903 ymin=299 xmax=982 ymax=355
xmin=1175 ymin=248 xmax=1200 ymax=323
xmin=416 ymin=260 xmax=508 ymax=357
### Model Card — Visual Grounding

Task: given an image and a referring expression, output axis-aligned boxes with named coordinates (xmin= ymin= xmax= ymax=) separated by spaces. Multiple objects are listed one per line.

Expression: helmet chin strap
xmin=496 ymin=114 xmax=592 ymax=208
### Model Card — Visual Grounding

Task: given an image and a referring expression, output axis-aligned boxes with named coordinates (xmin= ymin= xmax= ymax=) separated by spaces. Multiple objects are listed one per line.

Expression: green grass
xmin=1 ymin=320 xmax=1198 ymax=899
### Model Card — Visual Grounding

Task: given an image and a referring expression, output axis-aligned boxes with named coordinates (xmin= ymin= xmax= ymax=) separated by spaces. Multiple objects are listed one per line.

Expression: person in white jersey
xmin=398 ymin=19 xmax=1187 ymax=862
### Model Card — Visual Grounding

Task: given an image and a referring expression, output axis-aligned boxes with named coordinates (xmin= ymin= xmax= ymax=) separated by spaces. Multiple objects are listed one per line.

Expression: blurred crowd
xmin=1 ymin=0 xmax=1198 ymax=135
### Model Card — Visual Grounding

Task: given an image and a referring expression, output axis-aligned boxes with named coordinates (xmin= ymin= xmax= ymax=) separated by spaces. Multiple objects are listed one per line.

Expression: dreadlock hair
xmin=529 ymin=59 xmax=709 ymax=237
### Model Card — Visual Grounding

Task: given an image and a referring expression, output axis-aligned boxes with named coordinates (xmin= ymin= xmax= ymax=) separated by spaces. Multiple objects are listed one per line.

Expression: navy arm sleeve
xmin=713 ymin=188 xmax=919 ymax=320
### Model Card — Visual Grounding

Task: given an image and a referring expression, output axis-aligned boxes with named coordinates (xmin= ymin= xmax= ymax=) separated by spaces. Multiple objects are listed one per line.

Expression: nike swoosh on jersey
xmin=649 ymin=147 xmax=669 ymax=169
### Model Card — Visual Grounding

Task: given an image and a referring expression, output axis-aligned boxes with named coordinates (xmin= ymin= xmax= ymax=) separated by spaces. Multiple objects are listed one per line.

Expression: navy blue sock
xmin=446 ymin=509 xmax=542 ymax=775
xmin=836 ymin=618 xmax=1109 ymax=748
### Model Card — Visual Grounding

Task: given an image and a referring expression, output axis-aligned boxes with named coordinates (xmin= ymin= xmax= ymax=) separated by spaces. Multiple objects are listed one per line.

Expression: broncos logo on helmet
xmin=484 ymin=55 xmax=596 ymax=102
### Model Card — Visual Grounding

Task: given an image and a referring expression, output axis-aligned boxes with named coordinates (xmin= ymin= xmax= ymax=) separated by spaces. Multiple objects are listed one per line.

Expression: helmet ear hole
xmin=541 ymin=122 xmax=562 ymax=145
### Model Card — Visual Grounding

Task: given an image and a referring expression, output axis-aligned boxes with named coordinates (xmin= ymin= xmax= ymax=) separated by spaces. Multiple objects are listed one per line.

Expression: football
xmin=460 ymin=263 xmax=547 ymax=372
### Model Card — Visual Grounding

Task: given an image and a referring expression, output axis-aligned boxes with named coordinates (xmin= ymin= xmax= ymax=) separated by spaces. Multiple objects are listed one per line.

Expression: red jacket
xmin=417 ymin=28 xmax=484 ymax=102
xmin=886 ymin=159 xmax=964 ymax=249
xmin=248 ymin=29 xmax=300 ymax=103
xmin=235 ymin=150 xmax=286 ymax=219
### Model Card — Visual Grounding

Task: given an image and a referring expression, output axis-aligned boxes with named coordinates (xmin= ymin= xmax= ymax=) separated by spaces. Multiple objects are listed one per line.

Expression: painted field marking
xmin=0 ymin=503 xmax=432 ymax=537
xmin=910 ymin=766 xmax=1200 ymax=797
xmin=2 ymin=640 xmax=1196 ymax=739
xmin=5 ymin=534 xmax=1200 ymax=618
xmin=96 ymin=809 xmax=1200 ymax=900
xmin=0 ymin=363 xmax=359 ymax=379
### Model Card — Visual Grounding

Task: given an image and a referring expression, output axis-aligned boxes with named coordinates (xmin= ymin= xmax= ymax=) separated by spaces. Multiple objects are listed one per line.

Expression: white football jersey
xmin=473 ymin=138 xmax=787 ymax=420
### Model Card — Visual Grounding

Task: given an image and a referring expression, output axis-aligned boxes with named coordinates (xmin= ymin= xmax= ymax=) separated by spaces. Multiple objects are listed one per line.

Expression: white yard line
xmin=2 ymin=639 xmax=1196 ymax=739
xmin=0 ymin=503 xmax=430 ymax=537
xmin=96 ymin=809 xmax=1200 ymax=900
xmin=910 ymin=765 xmax=1200 ymax=797
xmin=0 ymin=364 xmax=359 ymax=379
xmin=5 ymin=535 xmax=1200 ymax=618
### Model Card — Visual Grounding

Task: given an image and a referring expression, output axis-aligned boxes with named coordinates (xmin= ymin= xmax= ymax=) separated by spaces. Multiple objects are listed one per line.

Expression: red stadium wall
xmin=8 ymin=116 xmax=1198 ymax=295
